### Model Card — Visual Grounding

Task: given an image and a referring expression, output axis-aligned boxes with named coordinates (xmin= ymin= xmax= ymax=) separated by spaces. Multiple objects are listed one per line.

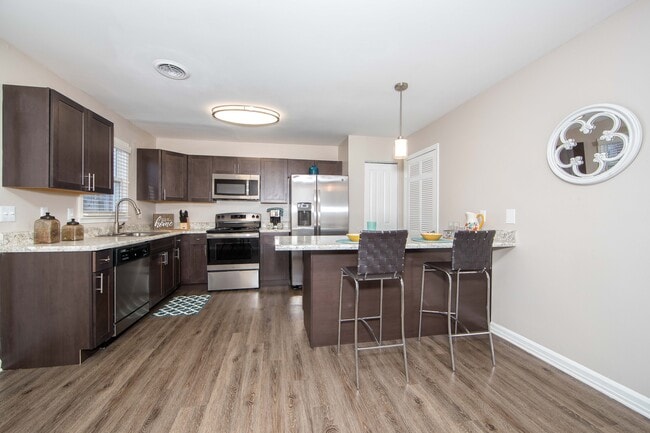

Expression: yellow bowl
xmin=346 ymin=233 xmax=360 ymax=242
xmin=421 ymin=232 xmax=442 ymax=241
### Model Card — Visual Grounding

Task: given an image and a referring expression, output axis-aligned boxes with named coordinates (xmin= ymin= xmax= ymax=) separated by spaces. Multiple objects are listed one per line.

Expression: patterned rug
xmin=153 ymin=294 xmax=211 ymax=317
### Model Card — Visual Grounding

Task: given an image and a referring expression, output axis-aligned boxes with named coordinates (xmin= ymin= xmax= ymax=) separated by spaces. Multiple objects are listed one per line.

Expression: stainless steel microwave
xmin=212 ymin=173 xmax=260 ymax=200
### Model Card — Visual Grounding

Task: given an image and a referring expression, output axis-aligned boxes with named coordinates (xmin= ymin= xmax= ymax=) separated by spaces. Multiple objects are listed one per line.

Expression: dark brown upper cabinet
xmin=260 ymin=158 xmax=288 ymax=203
xmin=137 ymin=149 xmax=188 ymax=201
xmin=2 ymin=85 xmax=114 ymax=193
xmin=212 ymin=156 xmax=260 ymax=175
xmin=187 ymin=155 xmax=213 ymax=202
xmin=287 ymin=159 xmax=342 ymax=176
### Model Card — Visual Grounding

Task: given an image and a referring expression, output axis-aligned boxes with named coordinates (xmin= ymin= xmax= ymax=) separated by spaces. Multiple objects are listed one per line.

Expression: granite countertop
xmin=259 ymin=228 xmax=291 ymax=234
xmin=0 ymin=229 xmax=207 ymax=253
xmin=275 ymin=231 xmax=516 ymax=251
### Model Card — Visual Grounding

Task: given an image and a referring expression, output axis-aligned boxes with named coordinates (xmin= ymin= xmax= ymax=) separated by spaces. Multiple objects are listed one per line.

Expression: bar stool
xmin=418 ymin=230 xmax=496 ymax=371
xmin=337 ymin=230 xmax=409 ymax=389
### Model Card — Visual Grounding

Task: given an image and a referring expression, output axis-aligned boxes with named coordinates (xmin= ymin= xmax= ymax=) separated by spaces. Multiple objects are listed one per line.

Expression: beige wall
xmin=0 ymin=39 xmax=156 ymax=233
xmin=345 ymin=135 xmax=401 ymax=232
xmin=156 ymin=137 xmax=338 ymax=160
xmin=409 ymin=1 xmax=649 ymax=397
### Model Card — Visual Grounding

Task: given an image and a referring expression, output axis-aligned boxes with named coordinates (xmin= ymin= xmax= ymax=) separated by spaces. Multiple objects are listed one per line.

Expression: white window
xmin=80 ymin=139 xmax=131 ymax=222
xmin=405 ymin=144 xmax=439 ymax=234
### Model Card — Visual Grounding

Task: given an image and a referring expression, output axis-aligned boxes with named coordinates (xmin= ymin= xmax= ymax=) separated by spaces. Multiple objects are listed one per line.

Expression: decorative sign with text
xmin=153 ymin=213 xmax=174 ymax=230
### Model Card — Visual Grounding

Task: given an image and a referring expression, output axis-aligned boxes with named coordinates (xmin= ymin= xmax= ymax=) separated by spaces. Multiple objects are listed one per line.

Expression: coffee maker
xmin=266 ymin=207 xmax=284 ymax=229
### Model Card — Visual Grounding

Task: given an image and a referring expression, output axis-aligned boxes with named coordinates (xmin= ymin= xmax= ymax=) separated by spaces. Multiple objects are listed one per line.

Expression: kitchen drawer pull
xmin=99 ymin=257 xmax=111 ymax=263
xmin=95 ymin=274 xmax=104 ymax=294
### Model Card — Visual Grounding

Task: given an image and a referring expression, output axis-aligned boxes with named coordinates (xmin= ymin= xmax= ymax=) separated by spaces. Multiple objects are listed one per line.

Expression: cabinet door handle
xmin=85 ymin=173 xmax=93 ymax=191
xmin=99 ymin=257 xmax=111 ymax=263
xmin=91 ymin=173 xmax=96 ymax=191
xmin=174 ymin=247 xmax=180 ymax=260
xmin=95 ymin=274 xmax=104 ymax=294
xmin=163 ymin=188 xmax=167 ymax=200
xmin=161 ymin=251 xmax=169 ymax=265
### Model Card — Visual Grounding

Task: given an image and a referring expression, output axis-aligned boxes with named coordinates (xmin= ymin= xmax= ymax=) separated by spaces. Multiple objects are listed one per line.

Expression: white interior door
xmin=405 ymin=144 xmax=439 ymax=235
xmin=364 ymin=162 xmax=398 ymax=230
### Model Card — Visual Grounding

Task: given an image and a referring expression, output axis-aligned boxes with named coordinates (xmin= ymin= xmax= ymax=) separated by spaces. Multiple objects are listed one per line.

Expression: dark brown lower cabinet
xmin=150 ymin=237 xmax=177 ymax=307
xmin=260 ymin=231 xmax=291 ymax=286
xmin=0 ymin=249 xmax=114 ymax=369
xmin=92 ymin=249 xmax=114 ymax=347
xmin=181 ymin=234 xmax=207 ymax=285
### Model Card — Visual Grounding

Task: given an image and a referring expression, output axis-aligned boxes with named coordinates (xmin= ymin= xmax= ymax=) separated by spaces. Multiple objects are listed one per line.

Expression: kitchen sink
xmin=121 ymin=231 xmax=164 ymax=237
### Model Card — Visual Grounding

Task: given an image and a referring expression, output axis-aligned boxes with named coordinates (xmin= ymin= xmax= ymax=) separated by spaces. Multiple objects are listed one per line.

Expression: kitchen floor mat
xmin=153 ymin=294 xmax=211 ymax=317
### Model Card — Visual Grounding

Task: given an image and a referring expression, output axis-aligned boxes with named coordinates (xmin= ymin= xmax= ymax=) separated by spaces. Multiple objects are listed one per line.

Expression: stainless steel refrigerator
xmin=290 ymin=174 xmax=349 ymax=287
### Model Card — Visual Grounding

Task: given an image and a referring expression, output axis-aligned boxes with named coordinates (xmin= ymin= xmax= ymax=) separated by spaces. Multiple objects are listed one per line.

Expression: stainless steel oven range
xmin=206 ymin=212 xmax=261 ymax=291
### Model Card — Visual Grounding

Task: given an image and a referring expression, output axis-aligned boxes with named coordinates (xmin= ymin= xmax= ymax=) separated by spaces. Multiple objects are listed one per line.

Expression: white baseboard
xmin=491 ymin=323 xmax=650 ymax=419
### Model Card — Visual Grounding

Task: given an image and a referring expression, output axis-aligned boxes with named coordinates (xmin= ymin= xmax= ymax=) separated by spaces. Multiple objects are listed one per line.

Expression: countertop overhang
xmin=275 ymin=232 xmax=516 ymax=251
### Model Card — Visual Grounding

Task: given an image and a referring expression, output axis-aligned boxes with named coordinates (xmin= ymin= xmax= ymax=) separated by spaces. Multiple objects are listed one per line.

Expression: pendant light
xmin=394 ymin=82 xmax=408 ymax=160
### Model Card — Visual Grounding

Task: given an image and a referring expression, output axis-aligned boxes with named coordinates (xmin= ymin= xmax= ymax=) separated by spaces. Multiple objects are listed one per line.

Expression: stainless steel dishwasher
xmin=114 ymin=243 xmax=150 ymax=336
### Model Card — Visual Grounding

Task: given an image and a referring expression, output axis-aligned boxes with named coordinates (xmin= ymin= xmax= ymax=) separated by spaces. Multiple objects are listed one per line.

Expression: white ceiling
xmin=0 ymin=0 xmax=635 ymax=146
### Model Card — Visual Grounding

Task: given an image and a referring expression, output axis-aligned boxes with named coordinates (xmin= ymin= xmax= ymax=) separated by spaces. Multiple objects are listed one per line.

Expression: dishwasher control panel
xmin=115 ymin=243 xmax=150 ymax=265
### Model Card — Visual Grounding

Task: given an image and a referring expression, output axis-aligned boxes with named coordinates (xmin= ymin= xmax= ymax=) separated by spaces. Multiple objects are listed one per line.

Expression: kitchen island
xmin=276 ymin=233 xmax=515 ymax=347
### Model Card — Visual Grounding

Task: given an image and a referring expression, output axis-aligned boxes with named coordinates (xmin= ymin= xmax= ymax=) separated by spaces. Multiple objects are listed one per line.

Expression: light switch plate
xmin=0 ymin=206 xmax=16 ymax=222
xmin=506 ymin=208 xmax=516 ymax=224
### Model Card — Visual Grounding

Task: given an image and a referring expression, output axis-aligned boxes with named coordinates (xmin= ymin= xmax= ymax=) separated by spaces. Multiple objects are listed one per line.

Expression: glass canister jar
xmin=61 ymin=218 xmax=84 ymax=241
xmin=34 ymin=212 xmax=61 ymax=244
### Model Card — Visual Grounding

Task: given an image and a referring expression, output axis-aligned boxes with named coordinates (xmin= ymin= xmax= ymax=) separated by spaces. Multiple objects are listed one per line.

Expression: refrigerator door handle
xmin=316 ymin=189 xmax=321 ymax=235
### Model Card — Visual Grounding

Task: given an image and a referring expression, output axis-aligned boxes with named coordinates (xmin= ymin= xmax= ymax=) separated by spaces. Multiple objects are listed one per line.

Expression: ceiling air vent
xmin=153 ymin=59 xmax=190 ymax=80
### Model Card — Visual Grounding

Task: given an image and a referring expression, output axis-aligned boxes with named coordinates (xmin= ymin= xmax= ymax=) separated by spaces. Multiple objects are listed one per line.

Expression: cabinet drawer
xmin=184 ymin=233 xmax=206 ymax=244
xmin=150 ymin=237 xmax=174 ymax=253
xmin=93 ymin=249 xmax=113 ymax=271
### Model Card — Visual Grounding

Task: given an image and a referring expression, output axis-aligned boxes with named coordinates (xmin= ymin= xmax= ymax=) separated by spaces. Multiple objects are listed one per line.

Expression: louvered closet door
xmin=406 ymin=145 xmax=439 ymax=234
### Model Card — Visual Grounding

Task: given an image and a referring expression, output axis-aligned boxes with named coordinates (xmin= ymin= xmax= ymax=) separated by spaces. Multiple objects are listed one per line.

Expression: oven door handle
xmin=207 ymin=232 xmax=259 ymax=239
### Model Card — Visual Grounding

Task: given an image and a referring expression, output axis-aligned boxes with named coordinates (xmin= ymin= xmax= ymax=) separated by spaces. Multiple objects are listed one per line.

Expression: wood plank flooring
xmin=0 ymin=285 xmax=647 ymax=432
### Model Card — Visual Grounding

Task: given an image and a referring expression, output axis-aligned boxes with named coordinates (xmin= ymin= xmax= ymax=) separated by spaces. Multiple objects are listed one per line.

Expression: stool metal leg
xmin=445 ymin=271 xmax=456 ymax=372
xmin=379 ymin=280 xmax=384 ymax=345
xmin=485 ymin=270 xmax=496 ymax=366
xmin=400 ymin=276 xmax=409 ymax=383
xmin=337 ymin=270 xmax=344 ymax=354
xmin=418 ymin=265 xmax=426 ymax=342
xmin=454 ymin=271 xmax=461 ymax=334
xmin=354 ymin=280 xmax=360 ymax=390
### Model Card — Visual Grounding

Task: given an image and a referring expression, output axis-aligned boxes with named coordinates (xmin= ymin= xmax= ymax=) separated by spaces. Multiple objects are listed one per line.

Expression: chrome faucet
xmin=114 ymin=198 xmax=142 ymax=234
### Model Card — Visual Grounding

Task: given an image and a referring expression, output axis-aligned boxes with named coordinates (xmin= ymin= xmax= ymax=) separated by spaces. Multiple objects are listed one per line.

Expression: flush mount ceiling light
xmin=394 ymin=82 xmax=409 ymax=160
xmin=211 ymin=105 xmax=280 ymax=126
xmin=153 ymin=59 xmax=190 ymax=80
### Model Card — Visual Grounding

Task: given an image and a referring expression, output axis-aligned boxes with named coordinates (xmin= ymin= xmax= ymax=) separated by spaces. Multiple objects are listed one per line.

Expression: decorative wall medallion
xmin=547 ymin=104 xmax=642 ymax=185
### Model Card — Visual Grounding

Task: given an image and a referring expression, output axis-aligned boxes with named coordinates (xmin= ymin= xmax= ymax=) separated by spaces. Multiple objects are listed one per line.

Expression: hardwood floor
xmin=0 ymin=285 xmax=647 ymax=433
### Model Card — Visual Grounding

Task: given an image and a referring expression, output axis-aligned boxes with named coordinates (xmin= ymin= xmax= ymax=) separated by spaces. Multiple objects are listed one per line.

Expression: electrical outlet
xmin=0 ymin=206 xmax=16 ymax=222
xmin=506 ymin=208 xmax=516 ymax=224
